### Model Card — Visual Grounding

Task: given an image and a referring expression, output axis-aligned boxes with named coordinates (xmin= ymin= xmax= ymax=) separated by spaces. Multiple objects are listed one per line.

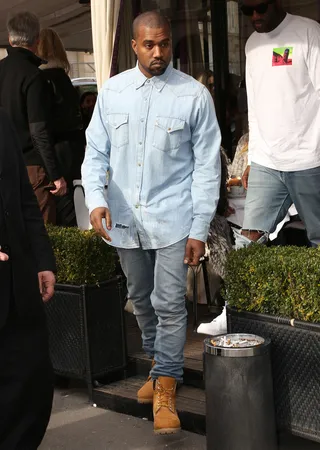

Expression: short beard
xmin=149 ymin=66 xmax=167 ymax=76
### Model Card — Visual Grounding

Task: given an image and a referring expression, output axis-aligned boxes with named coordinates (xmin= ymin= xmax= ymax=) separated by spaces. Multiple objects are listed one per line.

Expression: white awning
xmin=90 ymin=0 xmax=121 ymax=89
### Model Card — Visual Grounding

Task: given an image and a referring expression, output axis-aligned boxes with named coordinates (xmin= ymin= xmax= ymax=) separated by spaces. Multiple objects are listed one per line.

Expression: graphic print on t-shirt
xmin=272 ymin=47 xmax=293 ymax=66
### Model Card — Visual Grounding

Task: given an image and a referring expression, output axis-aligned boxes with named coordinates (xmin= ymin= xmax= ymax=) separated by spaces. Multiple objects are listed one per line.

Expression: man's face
xmin=241 ymin=0 xmax=277 ymax=33
xmin=132 ymin=25 xmax=172 ymax=78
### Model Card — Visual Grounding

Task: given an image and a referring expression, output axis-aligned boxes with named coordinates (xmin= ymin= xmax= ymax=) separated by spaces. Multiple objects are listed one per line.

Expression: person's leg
xmin=0 ymin=312 xmax=53 ymax=450
xmin=148 ymin=237 xmax=188 ymax=435
xmin=285 ymin=166 xmax=320 ymax=246
xmin=27 ymin=165 xmax=56 ymax=225
xmin=117 ymin=247 xmax=158 ymax=358
xmin=236 ymin=163 xmax=293 ymax=248
xmin=150 ymin=237 xmax=188 ymax=382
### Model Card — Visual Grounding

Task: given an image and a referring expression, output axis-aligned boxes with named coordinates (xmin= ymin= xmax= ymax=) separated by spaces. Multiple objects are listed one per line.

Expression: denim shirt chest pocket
xmin=153 ymin=116 xmax=185 ymax=151
xmin=106 ymin=113 xmax=129 ymax=148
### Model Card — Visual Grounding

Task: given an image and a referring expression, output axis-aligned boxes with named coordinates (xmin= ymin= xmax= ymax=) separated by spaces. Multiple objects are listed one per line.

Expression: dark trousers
xmin=0 ymin=306 xmax=53 ymax=449
xmin=27 ymin=166 xmax=56 ymax=225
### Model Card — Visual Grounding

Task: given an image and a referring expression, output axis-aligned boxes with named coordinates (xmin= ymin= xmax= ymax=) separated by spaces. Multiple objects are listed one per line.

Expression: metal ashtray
xmin=205 ymin=334 xmax=269 ymax=358
xmin=211 ymin=333 xmax=265 ymax=348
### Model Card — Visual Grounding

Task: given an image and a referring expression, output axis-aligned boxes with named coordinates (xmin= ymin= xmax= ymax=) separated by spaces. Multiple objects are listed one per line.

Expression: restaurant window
xmin=140 ymin=0 xmax=213 ymax=78
xmin=138 ymin=0 xmax=235 ymax=155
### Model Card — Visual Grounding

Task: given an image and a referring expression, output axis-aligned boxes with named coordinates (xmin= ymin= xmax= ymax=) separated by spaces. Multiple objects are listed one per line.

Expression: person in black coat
xmin=0 ymin=107 xmax=56 ymax=450
xmin=38 ymin=28 xmax=84 ymax=226
xmin=0 ymin=12 xmax=67 ymax=224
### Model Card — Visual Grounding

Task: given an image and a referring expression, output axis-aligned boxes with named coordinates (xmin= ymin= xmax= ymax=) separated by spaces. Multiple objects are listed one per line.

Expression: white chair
xmin=73 ymin=180 xmax=91 ymax=230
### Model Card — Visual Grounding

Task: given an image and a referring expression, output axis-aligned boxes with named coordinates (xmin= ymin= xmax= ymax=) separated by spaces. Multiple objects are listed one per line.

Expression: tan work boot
xmin=137 ymin=360 xmax=155 ymax=404
xmin=153 ymin=377 xmax=181 ymax=435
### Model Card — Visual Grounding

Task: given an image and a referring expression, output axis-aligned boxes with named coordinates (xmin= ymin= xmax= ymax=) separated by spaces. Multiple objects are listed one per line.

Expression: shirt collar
xmin=135 ymin=62 xmax=173 ymax=91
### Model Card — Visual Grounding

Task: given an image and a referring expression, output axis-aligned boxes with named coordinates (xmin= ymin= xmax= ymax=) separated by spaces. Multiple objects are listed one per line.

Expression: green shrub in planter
xmin=46 ymin=225 xmax=116 ymax=285
xmin=224 ymin=245 xmax=320 ymax=323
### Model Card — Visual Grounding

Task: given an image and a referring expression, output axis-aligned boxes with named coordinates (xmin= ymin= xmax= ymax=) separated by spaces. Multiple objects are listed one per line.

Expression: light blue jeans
xmin=235 ymin=163 xmax=320 ymax=248
xmin=117 ymin=238 xmax=188 ymax=381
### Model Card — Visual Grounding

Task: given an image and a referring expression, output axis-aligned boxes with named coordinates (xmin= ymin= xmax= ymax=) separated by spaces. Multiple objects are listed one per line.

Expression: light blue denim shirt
xmin=82 ymin=63 xmax=221 ymax=249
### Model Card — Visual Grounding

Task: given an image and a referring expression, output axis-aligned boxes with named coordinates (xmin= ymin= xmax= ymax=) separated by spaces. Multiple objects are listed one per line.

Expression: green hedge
xmin=47 ymin=226 xmax=116 ymax=285
xmin=224 ymin=245 xmax=320 ymax=323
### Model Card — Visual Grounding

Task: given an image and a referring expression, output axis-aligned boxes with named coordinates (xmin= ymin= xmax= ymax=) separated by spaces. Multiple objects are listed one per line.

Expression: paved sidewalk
xmin=40 ymin=388 xmax=206 ymax=450
xmin=40 ymin=389 xmax=319 ymax=450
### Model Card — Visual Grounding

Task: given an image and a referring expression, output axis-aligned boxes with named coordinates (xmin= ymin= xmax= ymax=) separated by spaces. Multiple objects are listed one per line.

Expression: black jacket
xmin=41 ymin=66 xmax=83 ymax=142
xmin=0 ymin=47 xmax=62 ymax=181
xmin=0 ymin=108 xmax=56 ymax=328
xmin=41 ymin=66 xmax=85 ymax=181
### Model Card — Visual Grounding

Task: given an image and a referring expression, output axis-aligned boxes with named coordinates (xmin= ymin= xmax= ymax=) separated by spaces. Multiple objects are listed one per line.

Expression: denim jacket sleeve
xmin=189 ymin=86 xmax=221 ymax=242
xmin=81 ymin=87 xmax=110 ymax=215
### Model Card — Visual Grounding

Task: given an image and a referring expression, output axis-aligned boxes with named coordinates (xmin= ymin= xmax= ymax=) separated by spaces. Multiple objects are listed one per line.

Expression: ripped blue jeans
xmin=235 ymin=162 xmax=320 ymax=248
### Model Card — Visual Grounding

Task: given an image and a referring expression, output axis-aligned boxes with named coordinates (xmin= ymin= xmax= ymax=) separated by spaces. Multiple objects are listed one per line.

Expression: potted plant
xmin=224 ymin=245 xmax=320 ymax=444
xmin=45 ymin=226 xmax=127 ymax=400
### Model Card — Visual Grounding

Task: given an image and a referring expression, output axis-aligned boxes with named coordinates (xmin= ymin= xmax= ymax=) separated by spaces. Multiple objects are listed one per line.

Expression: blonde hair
xmin=197 ymin=69 xmax=214 ymax=90
xmin=38 ymin=28 xmax=70 ymax=74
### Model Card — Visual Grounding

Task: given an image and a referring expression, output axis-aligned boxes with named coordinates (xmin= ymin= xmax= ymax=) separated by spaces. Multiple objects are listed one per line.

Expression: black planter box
xmin=227 ymin=307 xmax=320 ymax=444
xmin=45 ymin=275 xmax=127 ymax=398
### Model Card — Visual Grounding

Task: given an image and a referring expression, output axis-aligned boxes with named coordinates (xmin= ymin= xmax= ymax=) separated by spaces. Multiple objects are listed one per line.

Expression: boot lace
xmin=155 ymin=382 xmax=175 ymax=412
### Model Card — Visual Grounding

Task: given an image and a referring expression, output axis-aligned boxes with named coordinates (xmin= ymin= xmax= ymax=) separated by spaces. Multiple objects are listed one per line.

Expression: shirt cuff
xmin=87 ymin=196 xmax=109 ymax=216
xmin=189 ymin=217 xmax=211 ymax=243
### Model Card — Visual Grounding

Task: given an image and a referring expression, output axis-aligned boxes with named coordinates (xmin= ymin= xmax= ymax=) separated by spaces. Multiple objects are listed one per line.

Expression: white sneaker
xmin=197 ymin=306 xmax=227 ymax=336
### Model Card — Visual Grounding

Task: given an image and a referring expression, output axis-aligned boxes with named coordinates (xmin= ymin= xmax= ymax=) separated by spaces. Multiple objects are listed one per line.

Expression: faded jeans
xmin=117 ymin=238 xmax=188 ymax=381
xmin=235 ymin=162 xmax=320 ymax=248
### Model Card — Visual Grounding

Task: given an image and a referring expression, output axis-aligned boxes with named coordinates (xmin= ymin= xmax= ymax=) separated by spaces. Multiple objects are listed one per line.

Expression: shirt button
xmin=140 ymin=118 xmax=145 ymax=122
xmin=135 ymin=204 xmax=140 ymax=208
xmin=138 ymin=163 xmax=142 ymax=167
xmin=5 ymin=211 xmax=9 ymax=217
xmin=139 ymin=142 xmax=142 ymax=145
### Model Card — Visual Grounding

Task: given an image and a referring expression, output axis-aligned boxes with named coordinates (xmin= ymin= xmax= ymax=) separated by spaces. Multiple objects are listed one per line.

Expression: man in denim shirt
xmin=82 ymin=11 xmax=221 ymax=434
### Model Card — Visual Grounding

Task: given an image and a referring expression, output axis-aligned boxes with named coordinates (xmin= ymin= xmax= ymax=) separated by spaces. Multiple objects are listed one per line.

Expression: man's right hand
xmin=90 ymin=207 xmax=112 ymax=242
xmin=51 ymin=177 xmax=67 ymax=196
xmin=242 ymin=165 xmax=251 ymax=190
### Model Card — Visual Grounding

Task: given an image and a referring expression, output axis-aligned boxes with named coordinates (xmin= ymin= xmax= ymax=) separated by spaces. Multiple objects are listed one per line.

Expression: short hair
xmin=7 ymin=11 xmax=40 ymax=47
xmin=132 ymin=11 xmax=171 ymax=40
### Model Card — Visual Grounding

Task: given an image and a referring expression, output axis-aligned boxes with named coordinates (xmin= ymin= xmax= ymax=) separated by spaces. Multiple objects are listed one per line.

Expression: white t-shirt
xmin=246 ymin=13 xmax=320 ymax=171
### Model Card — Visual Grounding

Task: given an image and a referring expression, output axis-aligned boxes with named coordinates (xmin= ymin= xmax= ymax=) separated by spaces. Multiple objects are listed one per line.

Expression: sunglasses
xmin=241 ymin=0 xmax=275 ymax=16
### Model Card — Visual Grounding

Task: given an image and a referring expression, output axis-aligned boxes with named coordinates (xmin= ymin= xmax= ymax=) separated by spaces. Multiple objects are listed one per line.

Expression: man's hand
xmin=38 ymin=271 xmax=55 ymax=302
xmin=90 ymin=207 xmax=112 ymax=242
xmin=184 ymin=238 xmax=205 ymax=266
xmin=0 ymin=250 xmax=9 ymax=261
xmin=242 ymin=165 xmax=251 ymax=190
xmin=51 ymin=177 xmax=67 ymax=196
